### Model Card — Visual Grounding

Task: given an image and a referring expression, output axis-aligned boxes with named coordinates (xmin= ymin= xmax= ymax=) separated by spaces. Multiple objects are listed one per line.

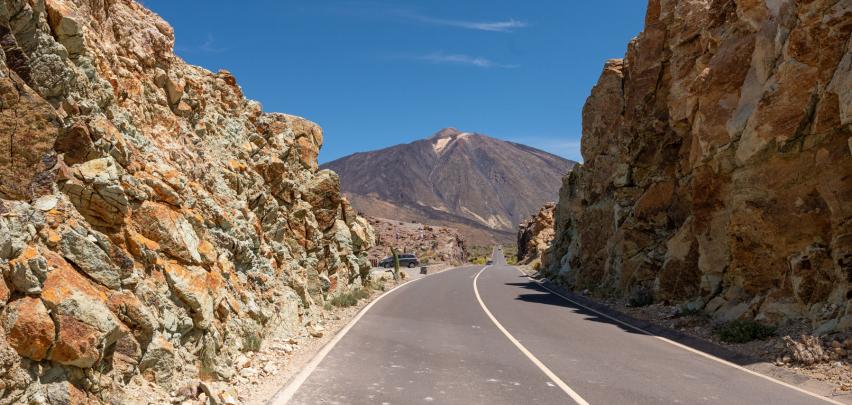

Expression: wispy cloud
xmin=408 ymin=52 xmax=518 ymax=68
xmin=406 ymin=14 xmax=527 ymax=32
xmin=199 ymin=33 xmax=227 ymax=53
xmin=320 ymin=2 xmax=528 ymax=33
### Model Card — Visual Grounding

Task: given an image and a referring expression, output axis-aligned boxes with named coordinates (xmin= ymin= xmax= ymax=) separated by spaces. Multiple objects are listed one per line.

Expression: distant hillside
xmin=322 ymin=128 xmax=576 ymax=245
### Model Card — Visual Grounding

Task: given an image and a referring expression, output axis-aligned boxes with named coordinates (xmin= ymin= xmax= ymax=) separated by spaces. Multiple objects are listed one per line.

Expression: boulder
xmin=8 ymin=245 xmax=49 ymax=294
xmin=162 ymin=261 xmax=214 ymax=329
xmin=516 ymin=203 xmax=556 ymax=264
xmin=60 ymin=157 xmax=130 ymax=227
xmin=3 ymin=297 xmax=55 ymax=361
xmin=302 ymin=170 xmax=342 ymax=231
xmin=0 ymin=61 xmax=61 ymax=200
xmin=138 ymin=334 xmax=176 ymax=388
xmin=133 ymin=201 xmax=201 ymax=263
xmin=58 ymin=229 xmax=121 ymax=289
xmin=40 ymin=255 xmax=121 ymax=368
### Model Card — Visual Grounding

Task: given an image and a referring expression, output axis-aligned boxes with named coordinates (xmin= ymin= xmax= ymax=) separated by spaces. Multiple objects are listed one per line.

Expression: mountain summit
xmin=322 ymin=129 xmax=576 ymax=244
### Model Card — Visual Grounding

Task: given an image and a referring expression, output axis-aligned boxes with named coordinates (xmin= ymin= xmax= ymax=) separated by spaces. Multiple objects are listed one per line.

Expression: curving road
xmin=275 ymin=250 xmax=841 ymax=405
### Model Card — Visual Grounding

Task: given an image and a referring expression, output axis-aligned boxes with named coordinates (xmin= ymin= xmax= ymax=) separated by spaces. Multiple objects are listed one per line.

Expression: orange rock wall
xmin=546 ymin=0 xmax=851 ymax=332
xmin=0 ymin=0 xmax=374 ymax=402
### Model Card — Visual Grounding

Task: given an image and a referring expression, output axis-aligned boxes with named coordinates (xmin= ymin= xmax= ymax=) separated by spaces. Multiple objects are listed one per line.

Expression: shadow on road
xmin=504 ymin=276 xmax=762 ymax=367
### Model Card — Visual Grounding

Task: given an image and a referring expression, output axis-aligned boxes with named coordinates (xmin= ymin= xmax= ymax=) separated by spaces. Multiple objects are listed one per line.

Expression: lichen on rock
xmin=0 ymin=0 xmax=374 ymax=402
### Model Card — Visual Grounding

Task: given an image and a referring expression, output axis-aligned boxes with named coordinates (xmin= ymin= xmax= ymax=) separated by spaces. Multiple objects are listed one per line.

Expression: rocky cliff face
xmin=366 ymin=217 xmax=467 ymax=266
xmin=546 ymin=0 xmax=851 ymax=332
xmin=516 ymin=203 xmax=555 ymax=265
xmin=0 ymin=0 xmax=374 ymax=402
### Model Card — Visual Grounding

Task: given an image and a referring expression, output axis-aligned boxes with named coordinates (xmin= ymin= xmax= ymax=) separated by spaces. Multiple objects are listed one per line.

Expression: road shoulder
xmin=516 ymin=268 xmax=852 ymax=404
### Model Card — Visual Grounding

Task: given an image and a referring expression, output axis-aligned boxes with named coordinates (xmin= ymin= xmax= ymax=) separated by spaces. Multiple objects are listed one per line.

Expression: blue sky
xmin=142 ymin=1 xmax=647 ymax=163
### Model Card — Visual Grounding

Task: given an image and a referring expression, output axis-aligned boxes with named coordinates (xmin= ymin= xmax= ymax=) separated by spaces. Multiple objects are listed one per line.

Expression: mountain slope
xmin=322 ymin=129 xmax=576 ymax=244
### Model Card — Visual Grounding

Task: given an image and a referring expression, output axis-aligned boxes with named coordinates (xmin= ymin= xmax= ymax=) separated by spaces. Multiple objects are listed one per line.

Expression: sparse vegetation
xmin=502 ymin=245 xmax=518 ymax=264
xmin=715 ymin=320 xmax=777 ymax=343
xmin=330 ymin=288 xmax=371 ymax=308
xmin=467 ymin=245 xmax=492 ymax=264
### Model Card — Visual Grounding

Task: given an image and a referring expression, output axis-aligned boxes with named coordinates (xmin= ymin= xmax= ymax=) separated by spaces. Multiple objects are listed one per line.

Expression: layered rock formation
xmin=366 ymin=217 xmax=467 ymax=266
xmin=0 ymin=0 xmax=374 ymax=402
xmin=516 ymin=202 xmax=555 ymax=265
xmin=546 ymin=0 xmax=851 ymax=332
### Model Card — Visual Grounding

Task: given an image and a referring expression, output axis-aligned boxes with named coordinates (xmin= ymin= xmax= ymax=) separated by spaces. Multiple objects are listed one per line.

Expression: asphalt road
xmin=278 ymin=250 xmax=837 ymax=405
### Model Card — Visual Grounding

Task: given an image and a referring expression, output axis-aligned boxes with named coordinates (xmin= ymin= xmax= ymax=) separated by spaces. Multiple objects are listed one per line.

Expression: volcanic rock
xmin=545 ymin=0 xmax=851 ymax=331
xmin=0 ymin=0 xmax=374 ymax=402
xmin=516 ymin=203 xmax=556 ymax=265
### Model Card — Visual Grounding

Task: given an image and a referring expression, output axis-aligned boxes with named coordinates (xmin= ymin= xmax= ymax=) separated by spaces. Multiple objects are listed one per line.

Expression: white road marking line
xmin=473 ymin=266 xmax=590 ymax=405
xmin=270 ymin=266 xmax=470 ymax=404
xmin=511 ymin=267 xmax=845 ymax=405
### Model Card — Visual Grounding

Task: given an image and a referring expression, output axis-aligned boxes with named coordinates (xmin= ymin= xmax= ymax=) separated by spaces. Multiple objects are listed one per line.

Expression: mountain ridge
xmin=322 ymin=128 xmax=576 ymax=244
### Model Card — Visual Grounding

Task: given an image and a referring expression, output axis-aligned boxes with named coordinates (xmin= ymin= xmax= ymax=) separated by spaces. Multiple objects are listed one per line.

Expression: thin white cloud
xmin=200 ymin=33 xmax=227 ymax=53
xmin=408 ymin=52 xmax=518 ymax=68
xmin=321 ymin=3 xmax=528 ymax=33
xmin=409 ymin=14 xmax=528 ymax=32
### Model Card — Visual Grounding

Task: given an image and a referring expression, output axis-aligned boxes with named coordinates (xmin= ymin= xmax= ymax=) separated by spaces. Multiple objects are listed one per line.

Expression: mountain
xmin=322 ymin=128 xmax=576 ymax=245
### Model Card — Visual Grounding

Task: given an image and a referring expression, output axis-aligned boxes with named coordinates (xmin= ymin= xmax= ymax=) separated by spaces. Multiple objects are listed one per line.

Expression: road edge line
xmin=513 ymin=267 xmax=845 ymax=405
xmin=268 ymin=266 xmax=467 ymax=404
xmin=473 ymin=266 xmax=590 ymax=405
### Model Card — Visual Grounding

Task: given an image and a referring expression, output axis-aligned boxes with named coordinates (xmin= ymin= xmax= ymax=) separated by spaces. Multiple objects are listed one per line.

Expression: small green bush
xmin=330 ymin=288 xmax=370 ymax=308
xmin=352 ymin=288 xmax=370 ymax=300
xmin=716 ymin=320 xmax=776 ymax=343
xmin=330 ymin=293 xmax=357 ymax=308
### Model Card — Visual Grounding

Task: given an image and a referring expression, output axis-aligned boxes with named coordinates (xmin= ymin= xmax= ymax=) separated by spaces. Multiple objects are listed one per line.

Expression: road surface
xmin=277 ymin=250 xmax=839 ymax=404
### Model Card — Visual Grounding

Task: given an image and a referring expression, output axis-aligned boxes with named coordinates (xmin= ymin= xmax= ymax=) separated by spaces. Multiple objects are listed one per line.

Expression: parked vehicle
xmin=379 ymin=254 xmax=420 ymax=268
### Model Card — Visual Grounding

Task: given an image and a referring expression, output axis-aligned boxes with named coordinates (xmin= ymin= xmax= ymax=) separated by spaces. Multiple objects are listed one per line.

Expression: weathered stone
xmin=162 ymin=261 xmax=214 ymax=329
xmin=0 ymin=0 xmax=375 ymax=398
xmin=0 ymin=277 xmax=9 ymax=306
xmin=9 ymin=245 xmax=49 ymax=294
xmin=44 ymin=380 xmax=88 ymax=405
xmin=139 ymin=334 xmax=176 ymax=388
xmin=4 ymin=297 xmax=54 ymax=361
xmin=303 ymin=170 xmax=342 ymax=231
xmin=41 ymin=255 xmax=121 ymax=367
xmin=545 ymin=0 xmax=852 ymax=332
xmin=516 ymin=203 xmax=556 ymax=265
xmin=0 ymin=63 xmax=61 ymax=200
xmin=50 ymin=314 xmax=103 ymax=368
xmin=58 ymin=229 xmax=121 ymax=289
xmin=60 ymin=157 xmax=129 ymax=227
